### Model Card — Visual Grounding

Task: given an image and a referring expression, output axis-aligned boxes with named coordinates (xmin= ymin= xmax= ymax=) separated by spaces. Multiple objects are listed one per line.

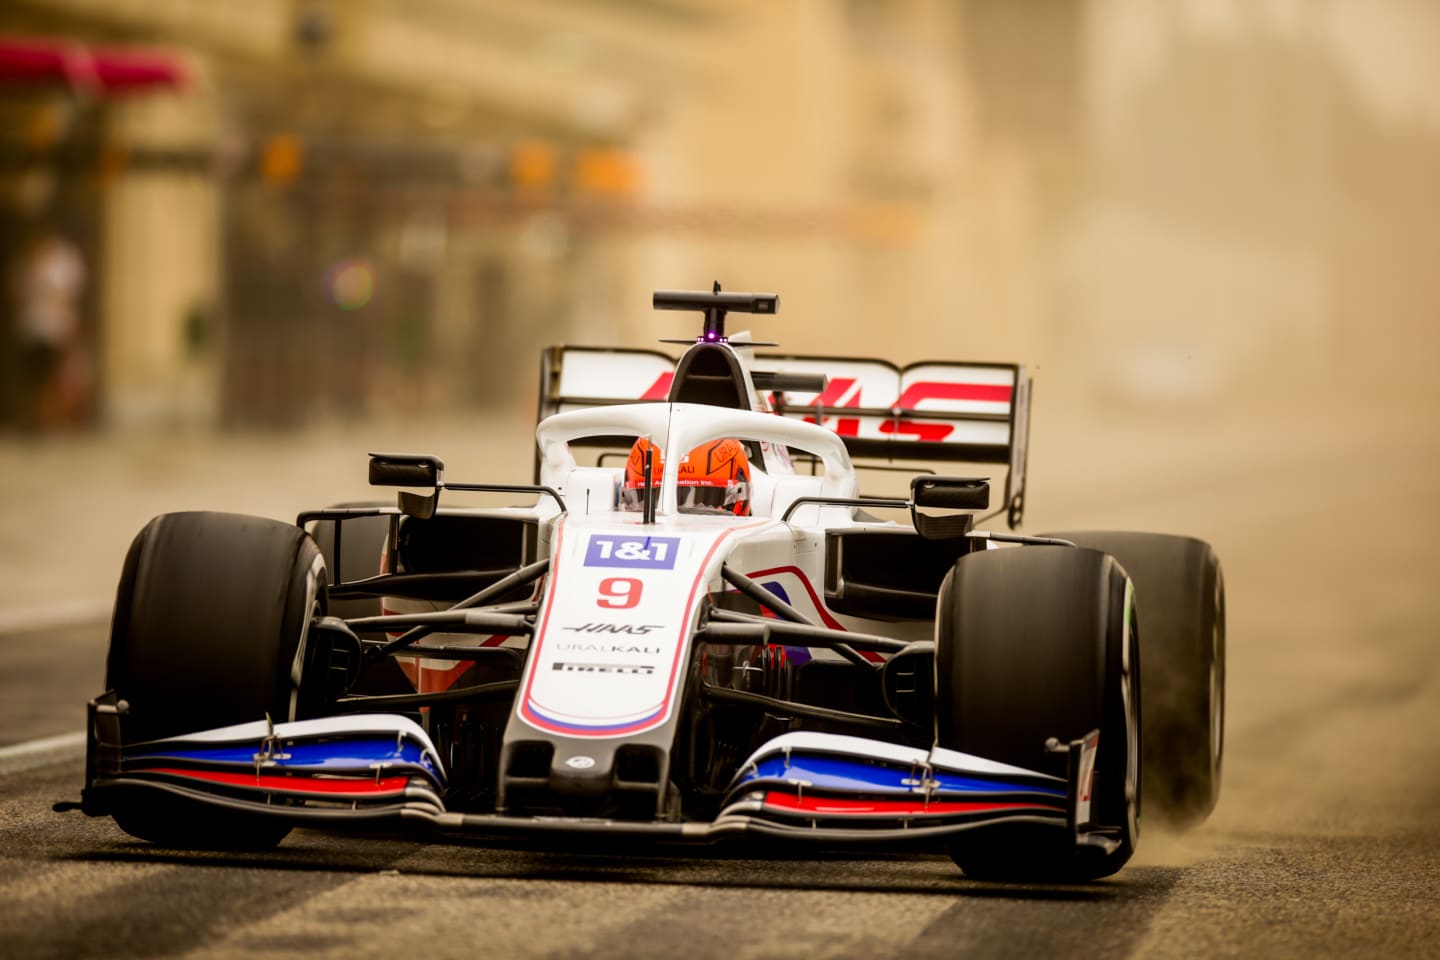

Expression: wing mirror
xmin=911 ymin=476 xmax=989 ymax=510
xmin=369 ymin=453 xmax=444 ymax=519
xmin=369 ymin=452 xmax=444 ymax=488
xmin=910 ymin=476 xmax=989 ymax=540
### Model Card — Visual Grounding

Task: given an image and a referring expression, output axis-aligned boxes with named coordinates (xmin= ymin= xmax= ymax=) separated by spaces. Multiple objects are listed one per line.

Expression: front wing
xmin=78 ymin=696 xmax=1114 ymax=853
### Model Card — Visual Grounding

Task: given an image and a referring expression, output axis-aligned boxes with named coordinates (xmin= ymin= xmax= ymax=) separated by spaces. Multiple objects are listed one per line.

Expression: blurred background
xmin=2 ymin=0 xmax=1438 ymax=435
xmin=2 ymin=7 xmax=1439 ymax=944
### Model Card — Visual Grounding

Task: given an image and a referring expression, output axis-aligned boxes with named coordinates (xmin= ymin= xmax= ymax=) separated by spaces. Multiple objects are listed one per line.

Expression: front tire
xmin=105 ymin=511 xmax=326 ymax=848
xmin=936 ymin=546 xmax=1139 ymax=881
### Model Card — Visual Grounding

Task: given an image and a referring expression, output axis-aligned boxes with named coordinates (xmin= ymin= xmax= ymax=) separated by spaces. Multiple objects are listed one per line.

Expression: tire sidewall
xmin=107 ymin=511 xmax=324 ymax=743
xmin=936 ymin=546 xmax=1139 ymax=880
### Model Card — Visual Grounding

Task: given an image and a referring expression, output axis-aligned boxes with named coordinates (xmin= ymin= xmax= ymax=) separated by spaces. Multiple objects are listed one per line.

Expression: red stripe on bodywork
xmin=146 ymin=767 xmax=411 ymax=796
xmin=519 ymin=515 xmax=569 ymax=718
xmin=744 ymin=565 xmax=885 ymax=662
xmin=744 ymin=566 xmax=844 ymax=629
xmin=763 ymin=791 xmax=1062 ymax=816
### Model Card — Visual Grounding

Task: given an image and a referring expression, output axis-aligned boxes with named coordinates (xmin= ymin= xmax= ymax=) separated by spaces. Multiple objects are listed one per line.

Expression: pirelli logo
xmin=552 ymin=661 xmax=655 ymax=675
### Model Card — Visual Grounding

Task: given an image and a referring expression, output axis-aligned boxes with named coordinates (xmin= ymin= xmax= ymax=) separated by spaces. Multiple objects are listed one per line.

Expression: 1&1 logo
xmin=583 ymin=535 xmax=681 ymax=570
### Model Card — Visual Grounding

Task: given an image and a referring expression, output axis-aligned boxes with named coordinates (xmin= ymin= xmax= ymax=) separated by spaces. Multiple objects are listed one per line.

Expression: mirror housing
xmin=910 ymin=476 xmax=989 ymax=511
xmin=910 ymin=476 xmax=989 ymax=540
xmin=369 ymin=453 xmax=444 ymax=520
xmin=369 ymin=452 xmax=444 ymax=489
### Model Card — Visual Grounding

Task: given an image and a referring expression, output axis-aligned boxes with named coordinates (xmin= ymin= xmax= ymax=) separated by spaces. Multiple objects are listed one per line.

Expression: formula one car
xmin=72 ymin=287 xmax=1224 ymax=881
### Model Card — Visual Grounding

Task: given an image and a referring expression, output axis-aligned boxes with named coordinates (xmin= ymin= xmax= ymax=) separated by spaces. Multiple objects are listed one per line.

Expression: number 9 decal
xmin=598 ymin=577 xmax=643 ymax=609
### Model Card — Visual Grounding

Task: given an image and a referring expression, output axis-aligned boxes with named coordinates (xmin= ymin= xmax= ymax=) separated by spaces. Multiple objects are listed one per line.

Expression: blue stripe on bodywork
xmin=756 ymin=581 xmax=812 ymax=665
xmin=521 ymin=700 xmax=666 ymax=735
xmin=740 ymin=754 xmax=1066 ymax=797
xmin=124 ymin=737 xmax=442 ymax=780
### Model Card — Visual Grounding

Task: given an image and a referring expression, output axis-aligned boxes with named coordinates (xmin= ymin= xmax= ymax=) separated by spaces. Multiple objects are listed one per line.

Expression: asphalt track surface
xmin=2 ymin=401 xmax=1437 ymax=959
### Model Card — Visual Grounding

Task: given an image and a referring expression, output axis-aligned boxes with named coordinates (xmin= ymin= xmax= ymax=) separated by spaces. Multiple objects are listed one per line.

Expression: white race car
xmin=74 ymin=286 xmax=1224 ymax=882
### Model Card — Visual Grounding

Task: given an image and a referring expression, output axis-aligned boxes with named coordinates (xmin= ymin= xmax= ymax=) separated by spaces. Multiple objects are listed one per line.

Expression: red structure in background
xmin=0 ymin=37 xmax=184 ymax=429
xmin=0 ymin=36 xmax=185 ymax=96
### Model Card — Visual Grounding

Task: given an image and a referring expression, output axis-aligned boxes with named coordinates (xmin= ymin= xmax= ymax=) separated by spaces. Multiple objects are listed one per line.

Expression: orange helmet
xmin=624 ymin=437 xmax=664 ymax=491
xmin=623 ymin=437 xmax=752 ymax=516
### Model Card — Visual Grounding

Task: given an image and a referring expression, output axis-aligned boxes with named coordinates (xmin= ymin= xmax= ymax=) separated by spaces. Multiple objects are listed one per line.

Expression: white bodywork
xmin=510 ymin=401 xmax=911 ymax=738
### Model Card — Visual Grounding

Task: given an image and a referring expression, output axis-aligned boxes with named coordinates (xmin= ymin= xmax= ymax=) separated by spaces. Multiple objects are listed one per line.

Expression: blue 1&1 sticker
xmin=584 ymin=535 xmax=681 ymax=570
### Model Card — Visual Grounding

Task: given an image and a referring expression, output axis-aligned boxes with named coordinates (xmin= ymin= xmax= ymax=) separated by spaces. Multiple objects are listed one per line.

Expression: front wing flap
xmin=82 ymin=693 xmax=447 ymax=823
xmin=716 ymin=731 xmax=1068 ymax=829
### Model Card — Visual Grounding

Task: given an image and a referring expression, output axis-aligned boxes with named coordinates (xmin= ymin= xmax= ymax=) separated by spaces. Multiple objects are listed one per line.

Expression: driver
xmin=623 ymin=438 xmax=752 ymax=516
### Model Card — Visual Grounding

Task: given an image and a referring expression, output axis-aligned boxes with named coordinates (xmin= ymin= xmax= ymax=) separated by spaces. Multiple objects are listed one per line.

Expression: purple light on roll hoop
xmin=705 ymin=331 xmax=718 ymax=341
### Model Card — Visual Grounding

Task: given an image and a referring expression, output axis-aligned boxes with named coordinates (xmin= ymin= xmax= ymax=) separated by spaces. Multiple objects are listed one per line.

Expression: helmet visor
xmin=619 ymin=484 xmax=652 ymax=513
xmin=676 ymin=480 xmax=749 ymax=516
xmin=619 ymin=480 xmax=750 ymax=515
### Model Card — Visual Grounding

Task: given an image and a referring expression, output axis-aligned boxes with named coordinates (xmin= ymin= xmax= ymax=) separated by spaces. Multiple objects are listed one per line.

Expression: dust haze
xmin=2 ymin=0 xmax=1437 ymax=901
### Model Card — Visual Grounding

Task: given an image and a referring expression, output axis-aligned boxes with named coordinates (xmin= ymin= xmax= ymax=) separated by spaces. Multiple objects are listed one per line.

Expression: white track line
xmin=0 ymin=730 xmax=86 ymax=775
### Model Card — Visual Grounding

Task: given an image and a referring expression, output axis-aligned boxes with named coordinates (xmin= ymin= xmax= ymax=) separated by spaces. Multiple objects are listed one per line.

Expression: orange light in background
xmin=22 ymin=101 xmax=72 ymax=150
xmin=260 ymin=134 xmax=303 ymax=186
xmin=509 ymin=139 xmax=557 ymax=193
xmin=572 ymin=146 xmax=641 ymax=199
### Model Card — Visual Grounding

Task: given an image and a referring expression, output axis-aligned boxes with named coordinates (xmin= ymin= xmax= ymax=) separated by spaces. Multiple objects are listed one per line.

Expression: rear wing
xmin=536 ymin=345 xmax=677 ymax=415
xmin=536 ymin=346 xmax=1031 ymax=527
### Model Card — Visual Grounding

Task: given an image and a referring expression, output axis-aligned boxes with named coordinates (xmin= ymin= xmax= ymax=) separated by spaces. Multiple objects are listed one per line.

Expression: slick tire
xmin=936 ymin=545 xmax=1139 ymax=882
xmin=105 ymin=511 xmax=326 ymax=849
xmin=1040 ymin=531 xmax=1225 ymax=828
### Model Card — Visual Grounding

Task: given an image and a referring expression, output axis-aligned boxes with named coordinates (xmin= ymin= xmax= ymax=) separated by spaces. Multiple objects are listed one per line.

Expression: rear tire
xmin=105 ymin=511 xmax=326 ymax=848
xmin=936 ymin=546 xmax=1139 ymax=881
xmin=1041 ymin=531 xmax=1224 ymax=828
